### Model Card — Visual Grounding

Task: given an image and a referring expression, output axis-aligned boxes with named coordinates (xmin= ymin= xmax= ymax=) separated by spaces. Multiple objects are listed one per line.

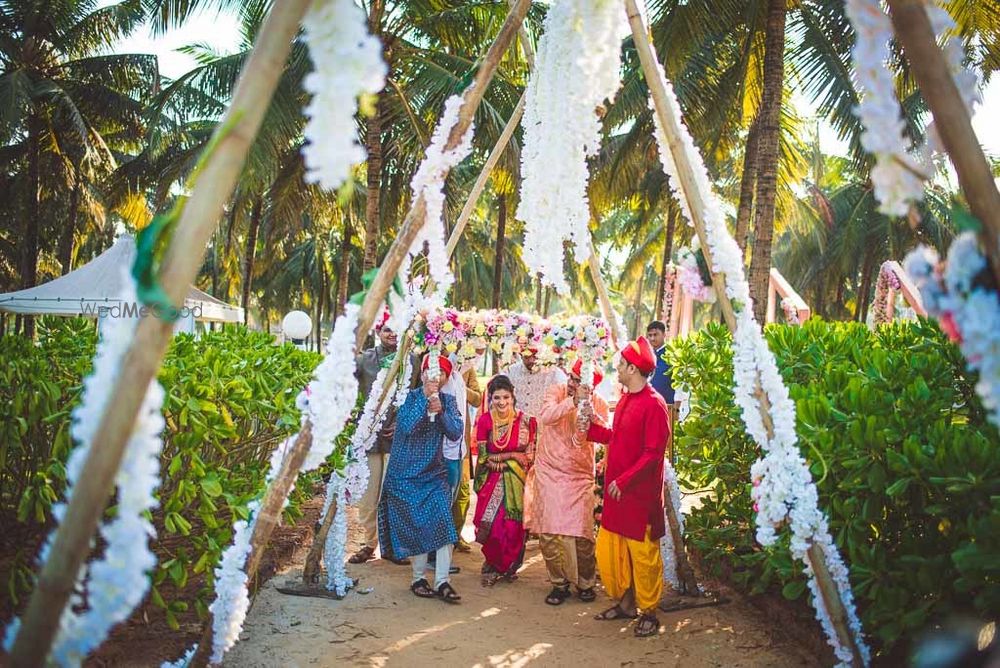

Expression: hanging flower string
xmin=871 ymin=261 xmax=903 ymax=326
xmin=4 ymin=271 xmax=166 ymax=666
xmin=408 ymin=93 xmax=475 ymax=302
xmin=658 ymin=462 xmax=685 ymax=591
xmin=904 ymin=235 xmax=1000 ymax=427
xmin=324 ymin=476 xmax=353 ymax=595
xmin=302 ymin=0 xmax=387 ymax=191
xmin=642 ymin=18 xmax=869 ymax=663
xmin=518 ymin=0 xmax=625 ymax=294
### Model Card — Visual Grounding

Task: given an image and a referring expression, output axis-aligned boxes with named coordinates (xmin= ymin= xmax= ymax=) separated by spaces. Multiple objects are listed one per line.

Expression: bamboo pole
xmin=354 ymin=0 xmax=533 ymax=353
xmin=886 ymin=0 xmax=1000 ymax=290
xmin=587 ymin=242 xmax=625 ymax=348
xmin=7 ymin=4 xmax=311 ymax=665
xmin=624 ymin=1 xmax=863 ymax=664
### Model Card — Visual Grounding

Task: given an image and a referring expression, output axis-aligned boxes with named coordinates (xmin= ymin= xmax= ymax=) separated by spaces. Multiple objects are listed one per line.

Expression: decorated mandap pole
xmin=885 ymin=0 xmax=1000 ymax=290
xmin=7 ymin=3 xmax=312 ymax=664
xmin=623 ymin=0 xmax=864 ymax=664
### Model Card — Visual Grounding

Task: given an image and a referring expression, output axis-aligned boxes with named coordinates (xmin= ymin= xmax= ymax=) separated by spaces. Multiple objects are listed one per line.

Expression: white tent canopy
xmin=0 ymin=235 xmax=244 ymax=323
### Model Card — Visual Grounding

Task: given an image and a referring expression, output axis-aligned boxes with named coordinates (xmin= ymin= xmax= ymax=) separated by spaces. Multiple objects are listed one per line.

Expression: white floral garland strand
xmin=3 ymin=272 xmax=165 ymax=666
xmin=659 ymin=462 xmax=685 ymax=590
xmin=518 ymin=0 xmax=624 ymax=294
xmin=324 ymin=477 xmax=352 ymax=595
xmin=302 ymin=0 xmax=387 ymax=191
xmin=642 ymin=25 xmax=869 ymax=665
xmin=905 ymin=236 xmax=1000 ymax=427
xmin=408 ymin=93 xmax=475 ymax=302
xmin=846 ymin=0 xmax=980 ymax=216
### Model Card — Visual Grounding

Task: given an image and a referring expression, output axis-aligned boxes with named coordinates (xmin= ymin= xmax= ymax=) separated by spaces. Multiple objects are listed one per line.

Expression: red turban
xmin=375 ymin=307 xmax=391 ymax=331
xmin=421 ymin=354 xmax=453 ymax=379
xmin=620 ymin=336 xmax=656 ymax=374
xmin=571 ymin=359 xmax=604 ymax=387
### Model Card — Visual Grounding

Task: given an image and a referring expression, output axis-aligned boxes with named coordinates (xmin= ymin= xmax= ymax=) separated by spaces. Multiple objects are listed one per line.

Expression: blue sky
xmin=110 ymin=6 xmax=1000 ymax=161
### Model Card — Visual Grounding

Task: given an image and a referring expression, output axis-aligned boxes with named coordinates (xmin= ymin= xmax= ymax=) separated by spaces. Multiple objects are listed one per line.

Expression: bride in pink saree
xmin=473 ymin=375 xmax=537 ymax=586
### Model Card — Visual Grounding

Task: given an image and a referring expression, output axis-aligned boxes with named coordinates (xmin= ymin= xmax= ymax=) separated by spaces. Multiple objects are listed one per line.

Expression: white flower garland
xmin=846 ymin=1 xmax=980 ymax=216
xmin=302 ymin=0 xmax=387 ymax=191
xmin=659 ymin=462 xmax=685 ymax=590
xmin=904 ymin=236 xmax=1000 ymax=427
xmin=4 ymin=272 xmax=165 ymax=666
xmin=518 ymin=0 xmax=624 ymax=294
xmin=324 ymin=478 xmax=352 ymax=595
xmin=642 ymin=22 xmax=869 ymax=665
xmin=408 ymin=93 xmax=474 ymax=302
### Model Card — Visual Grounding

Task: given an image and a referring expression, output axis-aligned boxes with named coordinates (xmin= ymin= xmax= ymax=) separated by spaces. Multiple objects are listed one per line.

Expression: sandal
xmin=545 ymin=586 xmax=572 ymax=606
xmin=348 ymin=546 xmax=375 ymax=564
xmin=594 ymin=605 xmax=636 ymax=621
xmin=436 ymin=582 xmax=462 ymax=604
xmin=410 ymin=578 xmax=436 ymax=598
xmin=577 ymin=587 xmax=597 ymax=602
xmin=481 ymin=571 xmax=500 ymax=587
xmin=634 ymin=614 xmax=660 ymax=637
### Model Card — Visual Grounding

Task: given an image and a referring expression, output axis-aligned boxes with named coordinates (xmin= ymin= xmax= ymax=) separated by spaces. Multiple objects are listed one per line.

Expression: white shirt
xmin=441 ymin=356 xmax=469 ymax=461
xmin=502 ymin=361 xmax=566 ymax=421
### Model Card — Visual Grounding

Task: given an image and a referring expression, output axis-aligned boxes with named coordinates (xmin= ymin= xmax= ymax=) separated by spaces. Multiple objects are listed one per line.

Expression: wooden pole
xmin=886 ymin=0 xmax=1000 ymax=290
xmin=7 ymin=3 xmax=311 ymax=664
xmin=353 ymin=0 xmax=533 ymax=353
xmin=624 ymin=1 xmax=863 ymax=664
xmin=587 ymin=241 xmax=625 ymax=348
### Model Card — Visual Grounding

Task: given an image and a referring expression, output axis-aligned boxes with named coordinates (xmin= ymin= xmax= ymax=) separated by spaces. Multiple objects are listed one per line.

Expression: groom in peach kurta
xmin=524 ymin=359 xmax=609 ymax=605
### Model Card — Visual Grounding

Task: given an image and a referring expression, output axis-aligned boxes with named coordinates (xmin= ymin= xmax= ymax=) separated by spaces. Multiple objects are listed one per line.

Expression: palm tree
xmin=0 ymin=0 xmax=158 ymax=335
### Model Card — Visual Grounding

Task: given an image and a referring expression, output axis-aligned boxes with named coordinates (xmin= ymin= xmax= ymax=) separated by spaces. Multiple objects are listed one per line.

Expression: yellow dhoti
xmin=596 ymin=525 xmax=663 ymax=613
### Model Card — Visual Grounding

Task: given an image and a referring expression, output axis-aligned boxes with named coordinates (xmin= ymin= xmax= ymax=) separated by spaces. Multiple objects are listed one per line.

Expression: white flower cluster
xmin=4 ymin=272 xmax=165 ymax=666
xmin=324 ymin=478 xmax=353 ymax=595
xmin=304 ymin=304 xmax=361 ymax=472
xmin=845 ymin=0 xmax=927 ymax=216
xmin=659 ymin=462 xmax=685 ymax=591
xmin=923 ymin=4 xmax=981 ymax=155
xmin=518 ymin=0 xmax=624 ymax=294
xmin=352 ymin=364 xmax=391 ymax=457
xmin=302 ymin=0 xmax=387 ymax=191
xmin=408 ymin=93 xmax=474 ymax=302
xmin=644 ymin=42 xmax=869 ymax=666
xmin=904 ymin=236 xmax=1000 ymax=427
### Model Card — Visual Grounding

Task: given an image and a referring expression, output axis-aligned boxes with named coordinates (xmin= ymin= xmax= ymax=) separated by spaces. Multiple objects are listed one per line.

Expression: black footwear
xmin=348 ymin=546 xmax=375 ymax=564
xmin=545 ymin=585 xmax=572 ymax=606
xmin=410 ymin=578 xmax=436 ymax=598
xmin=634 ymin=614 xmax=660 ymax=637
xmin=577 ymin=587 xmax=597 ymax=602
xmin=594 ymin=605 xmax=636 ymax=621
xmin=386 ymin=556 xmax=411 ymax=565
xmin=436 ymin=581 xmax=462 ymax=603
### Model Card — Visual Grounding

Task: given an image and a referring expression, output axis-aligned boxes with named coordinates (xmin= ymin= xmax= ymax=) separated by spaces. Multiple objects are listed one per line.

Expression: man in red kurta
xmin=582 ymin=336 xmax=670 ymax=638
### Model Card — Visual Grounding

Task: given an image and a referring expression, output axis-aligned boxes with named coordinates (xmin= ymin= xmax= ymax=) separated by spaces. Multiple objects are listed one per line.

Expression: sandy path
xmin=226 ymin=497 xmax=818 ymax=668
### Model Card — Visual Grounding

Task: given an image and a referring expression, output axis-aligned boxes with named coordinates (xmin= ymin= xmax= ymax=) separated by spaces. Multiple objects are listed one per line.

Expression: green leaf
xmin=782 ymin=580 xmax=807 ymax=601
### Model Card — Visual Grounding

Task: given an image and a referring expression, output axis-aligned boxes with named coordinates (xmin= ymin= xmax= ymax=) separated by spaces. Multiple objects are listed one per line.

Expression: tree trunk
xmin=335 ymin=213 xmax=353 ymax=319
xmin=21 ymin=115 xmax=42 ymax=338
xmin=58 ymin=166 xmax=82 ymax=275
xmin=856 ymin=251 xmax=877 ymax=323
xmin=492 ymin=195 xmax=507 ymax=310
xmin=632 ymin=270 xmax=646 ymax=338
xmin=534 ymin=274 xmax=543 ymax=313
xmin=542 ymin=287 xmax=552 ymax=317
xmin=242 ymin=198 xmax=263 ymax=325
xmin=654 ymin=204 xmax=677 ymax=319
xmin=747 ymin=0 xmax=787 ymax=324
xmin=735 ymin=117 xmax=761 ymax=257
xmin=362 ymin=98 xmax=384 ymax=271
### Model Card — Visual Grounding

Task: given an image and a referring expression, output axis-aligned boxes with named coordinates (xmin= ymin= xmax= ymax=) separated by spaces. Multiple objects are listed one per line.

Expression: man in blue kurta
xmin=377 ymin=354 xmax=465 ymax=603
xmin=646 ymin=321 xmax=674 ymax=404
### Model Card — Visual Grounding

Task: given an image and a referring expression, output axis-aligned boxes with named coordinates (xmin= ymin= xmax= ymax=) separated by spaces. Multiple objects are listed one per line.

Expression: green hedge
xmin=668 ymin=319 xmax=1000 ymax=656
xmin=1 ymin=319 xmax=336 ymax=628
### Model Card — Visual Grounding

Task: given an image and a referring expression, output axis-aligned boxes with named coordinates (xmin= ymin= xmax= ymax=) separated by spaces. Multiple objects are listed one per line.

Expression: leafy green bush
xmin=668 ymin=319 xmax=1000 ymax=656
xmin=0 ymin=320 xmax=334 ymax=626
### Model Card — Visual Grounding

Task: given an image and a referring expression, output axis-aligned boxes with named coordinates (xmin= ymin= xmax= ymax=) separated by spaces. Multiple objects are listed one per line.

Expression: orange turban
xmin=620 ymin=336 xmax=656 ymax=374
xmin=571 ymin=359 xmax=604 ymax=386
xmin=421 ymin=354 xmax=453 ymax=379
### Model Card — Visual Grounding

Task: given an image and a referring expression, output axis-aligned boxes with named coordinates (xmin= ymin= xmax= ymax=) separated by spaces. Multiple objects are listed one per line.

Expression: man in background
xmin=645 ymin=321 xmax=674 ymax=404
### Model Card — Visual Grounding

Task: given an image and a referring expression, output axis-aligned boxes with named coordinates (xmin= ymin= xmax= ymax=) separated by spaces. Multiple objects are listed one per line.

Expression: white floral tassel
xmin=659 ymin=462 xmax=684 ymax=591
xmin=324 ymin=479 xmax=352 ymax=595
xmin=302 ymin=0 xmax=387 ymax=190
xmin=4 ymin=271 xmax=166 ymax=667
xmin=408 ymin=93 xmax=475 ymax=301
xmin=426 ymin=346 xmax=441 ymax=422
xmin=518 ymin=0 xmax=625 ymax=293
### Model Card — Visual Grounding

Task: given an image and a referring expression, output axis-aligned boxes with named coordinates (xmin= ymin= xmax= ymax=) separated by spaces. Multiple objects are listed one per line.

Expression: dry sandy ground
xmin=225 ymin=499 xmax=819 ymax=668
